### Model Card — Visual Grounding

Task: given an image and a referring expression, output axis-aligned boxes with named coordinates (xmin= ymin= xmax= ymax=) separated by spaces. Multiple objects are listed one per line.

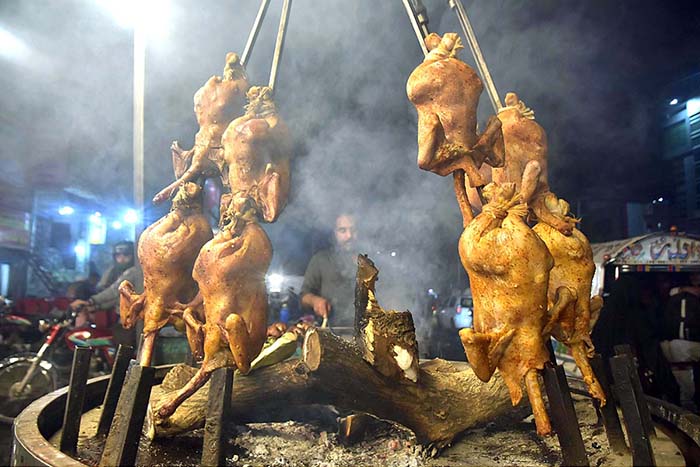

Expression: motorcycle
xmin=0 ymin=306 xmax=116 ymax=424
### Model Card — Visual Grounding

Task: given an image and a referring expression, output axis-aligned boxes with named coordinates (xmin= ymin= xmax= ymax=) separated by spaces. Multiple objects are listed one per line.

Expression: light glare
xmin=96 ymin=0 xmax=171 ymax=39
xmin=123 ymin=209 xmax=138 ymax=224
xmin=669 ymin=98 xmax=679 ymax=105
xmin=0 ymin=27 xmax=31 ymax=61
xmin=111 ymin=220 xmax=123 ymax=229
xmin=58 ymin=206 xmax=74 ymax=216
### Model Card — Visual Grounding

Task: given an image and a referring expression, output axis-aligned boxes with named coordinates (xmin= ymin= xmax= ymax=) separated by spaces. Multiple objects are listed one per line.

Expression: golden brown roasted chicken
xmin=119 ymin=182 xmax=213 ymax=366
xmin=492 ymin=92 xmax=572 ymax=234
xmin=153 ymin=52 xmax=250 ymax=204
xmin=220 ymin=86 xmax=292 ymax=223
xmin=458 ymin=182 xmax=553 ymax=435
xmin=533 ymin=194 xmax=605 ymax=403
xmin=156 ymin=197 xmax=272 ymax=420
xmin=406 ymin=32 xmax=504 ymax=224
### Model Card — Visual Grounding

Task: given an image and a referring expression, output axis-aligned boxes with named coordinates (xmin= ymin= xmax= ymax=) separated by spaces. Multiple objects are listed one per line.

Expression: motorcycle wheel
xmin=0 ymin=352 xmax=57 ymax=424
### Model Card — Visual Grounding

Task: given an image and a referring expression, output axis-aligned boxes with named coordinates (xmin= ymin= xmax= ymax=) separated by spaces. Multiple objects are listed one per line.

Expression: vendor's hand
xmin=267 ymin=322 xmax=287 ymax=338
xmin=70 ymin=299 xmax=91 ymax=311
xmin=311 ymin=296 xmax=331 ymax=319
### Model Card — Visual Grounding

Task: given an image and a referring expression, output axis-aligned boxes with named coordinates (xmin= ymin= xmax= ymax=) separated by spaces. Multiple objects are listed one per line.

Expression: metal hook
xmin=241 ymin=0 xmax=271 ymax=68
xmin=269 ymin=0 xmax=292 ymax=92
xmin=401 ymin=0 xmax=430 ymax=56
xmin=448 ymin=0 xmax=503 ymax=112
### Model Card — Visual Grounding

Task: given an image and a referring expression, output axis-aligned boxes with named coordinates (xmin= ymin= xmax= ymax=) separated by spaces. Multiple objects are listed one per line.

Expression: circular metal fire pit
xmin=12 ymin=366 xmax=171 ymax=467
xmin=11 ymin=365 xmax=700 ymax=466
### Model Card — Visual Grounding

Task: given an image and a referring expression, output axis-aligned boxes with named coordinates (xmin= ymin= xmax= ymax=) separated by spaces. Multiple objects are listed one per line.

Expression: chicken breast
xmin=458 ymin=182 xmax=553 ymax=435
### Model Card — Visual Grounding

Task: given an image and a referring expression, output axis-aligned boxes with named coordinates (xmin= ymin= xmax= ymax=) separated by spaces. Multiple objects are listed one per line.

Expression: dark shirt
xmin=91 ymin=263 xmax=144 ymax=311
xmin=301 ymin=247 xmax=356 ymax=327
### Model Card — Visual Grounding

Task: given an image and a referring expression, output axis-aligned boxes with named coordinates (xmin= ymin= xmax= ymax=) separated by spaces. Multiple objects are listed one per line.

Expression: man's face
xmin=334 ymin=215 xmax=357 ymax=252
xmin=115 ymin=253 xmax=133 ymax=265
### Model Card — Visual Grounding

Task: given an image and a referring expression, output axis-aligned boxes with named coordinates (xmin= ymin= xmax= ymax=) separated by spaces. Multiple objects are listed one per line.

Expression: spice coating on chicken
xmin=458 ymin=182 xmax=553 ymax=435
xmin=153 ymin=52 xmax=250 ymax=204
xmin=155 ymin=202 xmax=272 ymax=420
xmin=119 ymin=183 xmax=213 ymax=366
xmin=533 ymin=194 xmax=605 ymax=403
xmin=493 ymin=92 xmax=572 ymax=235
xmin=406 ymin=33 xmax=504 ymax=224
xmin=221 ymin=86 xmax=292 ymax=223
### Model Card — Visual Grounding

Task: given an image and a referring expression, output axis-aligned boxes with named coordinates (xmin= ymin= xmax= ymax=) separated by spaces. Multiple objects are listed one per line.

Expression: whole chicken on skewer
xmin=155 ymin=195 xmax=272 ymax=422
xmin=153 ymin=52 xmax=250 ymax=204
xmin=533 ymin=193 xmax=606 ymax=403
xmin=406 ymin=32 xmax=504 ymax=224
xmin=220 ymin=85 xmax=292 ymax=223
xmin=119 ymin=182 xmax=213 ymax=366
xmin=491 ymin=92 xmax=572 ymax=234
xmin=458 ymin=182 xmax=556 ymax=436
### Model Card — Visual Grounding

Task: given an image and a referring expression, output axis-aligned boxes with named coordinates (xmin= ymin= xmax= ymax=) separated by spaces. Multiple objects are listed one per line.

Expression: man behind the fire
xmin=301 ymin=212 xmax=358 ymax=330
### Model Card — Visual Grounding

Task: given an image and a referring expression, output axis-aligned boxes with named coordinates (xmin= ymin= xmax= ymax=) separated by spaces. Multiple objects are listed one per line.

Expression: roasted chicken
xmin=220 ymin=85 xmax=292 ymax=223
xmin=493 ymin=92 xmax=572 ymax=234
xmin=156 ymin=197 xmax=272 ymax=420
xmin=153 ymin=52 xmax=250 ymax=204
xmin=406 ymin=32 xmax=504 ymax=224
xmin=533 ymin=194 xmax=605 ymax=403
xmin=119 ymin=182 xmax=213 ymax=366
xmin=458 ymin=182 xmax=554 ymax=435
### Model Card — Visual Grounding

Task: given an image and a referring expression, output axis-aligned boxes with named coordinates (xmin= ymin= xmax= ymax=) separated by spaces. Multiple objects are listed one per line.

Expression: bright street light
xmin=124 ymin=209 xmax=139 ymax=224
xmin=58 ymin=206 xmax=74 ymax=216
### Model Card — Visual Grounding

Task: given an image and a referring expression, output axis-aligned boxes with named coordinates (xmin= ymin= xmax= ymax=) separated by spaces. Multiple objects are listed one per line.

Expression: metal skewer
xmin=269 ymin=0 xmax=292 ymax=92
xmin=400 ymin=0 xmax=429 ymax=56
xmin=241 ymin=0 xmax=271 ymax=67
xmin=449 ymin=0 xmax=503 ymax=112
xmin=412 ymin=0 xmax=430 ymax=38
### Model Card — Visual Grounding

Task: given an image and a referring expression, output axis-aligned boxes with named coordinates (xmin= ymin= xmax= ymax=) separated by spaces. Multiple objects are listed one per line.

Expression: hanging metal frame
xmin=401 ymin=0 xmax=503 ymax=113
xmin=239 ymin=0 xmax=292 ymax=93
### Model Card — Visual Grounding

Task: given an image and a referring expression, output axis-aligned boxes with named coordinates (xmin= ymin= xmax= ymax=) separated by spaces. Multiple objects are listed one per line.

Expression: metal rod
xmin=449 ymin=0 xmax=503 ymax=112
xmin=99 ymin=365 xmax=156 ymax=467
xmin=614 ymin=345 xmax=657 ymax=437
xmin=59 ymin=347 xmax=92 ymax=455
xmin=268 ymin=0 xmax=292 ymax=92
xmin=401 ymin=0 xmax=429 ymax=56
xmin=411 ymin=0 xmax=430 ymax=38
xmin=97 ymin=345 xmax=135 ymax=436
xmin=610 ymin=355 xmax=657 ymax=466
xmin=542 ymin=363 xmax=590 ymax=467
xmin=201 ymin=367 xmax=234 ymax=467
xmin=133 ymin=25 xmax=145 ymax=237
xmin=589 ymin=353 xmax=628 ymax=454
xmin=241 ymin=0 xmax=271 ymax=67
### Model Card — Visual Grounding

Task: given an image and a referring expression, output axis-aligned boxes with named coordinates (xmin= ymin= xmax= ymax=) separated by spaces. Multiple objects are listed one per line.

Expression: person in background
xmin=300 ymin=212 xmax=359 ymax=332
xmin=69 ymin=240 xmax=144 ymax=348
xmin=95 ymin=242 xmax=135 ymax=291
xmin=661 ymin=272 xmax=700 ymax=408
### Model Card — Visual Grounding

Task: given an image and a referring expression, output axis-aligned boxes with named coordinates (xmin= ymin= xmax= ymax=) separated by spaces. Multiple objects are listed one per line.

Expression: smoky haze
xmin=2 ymin=1 xmax=698 ymax=315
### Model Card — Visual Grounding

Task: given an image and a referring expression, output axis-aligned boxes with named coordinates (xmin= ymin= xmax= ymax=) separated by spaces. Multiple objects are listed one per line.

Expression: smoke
xmin=2 ymin=0 xmax=699 ymax=315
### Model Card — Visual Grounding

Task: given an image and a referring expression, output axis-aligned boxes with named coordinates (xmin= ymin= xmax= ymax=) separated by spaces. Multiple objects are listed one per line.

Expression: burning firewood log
xmin=147 ymin=255 xmax=519 ymax=450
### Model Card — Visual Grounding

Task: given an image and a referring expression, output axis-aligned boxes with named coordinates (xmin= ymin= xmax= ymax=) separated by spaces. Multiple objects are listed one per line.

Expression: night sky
xmin=2 ymin=0 xmax=700 ymax=302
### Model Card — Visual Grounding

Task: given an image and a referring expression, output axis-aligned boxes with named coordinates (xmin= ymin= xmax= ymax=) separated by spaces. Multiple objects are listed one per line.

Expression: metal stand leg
xmin=96 ymin=345 xmax=134 ymax=436
xmin=201 ymin=367 xmax=234 ymax=467
xmin=59 ymin=347 xmax=92 ymax=455
xmin=589 ymin=353 xmax=628 ymax=454
xmin=99 ymin=365 xmax=155 ymax=467
xmin=610 ymin=354 xmax=656 ymax=467
xmin=542 ymin=363 xmax=589 ymax=467
xmin=614 ymin=345 xmax=656 ymax=437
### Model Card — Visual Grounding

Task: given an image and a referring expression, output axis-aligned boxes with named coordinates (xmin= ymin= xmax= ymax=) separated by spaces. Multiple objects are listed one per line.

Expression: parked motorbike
xmin=0 ymin=297 xmax=38 ymax=359
xmin=0 ymin=306 xmax=116 ymax=423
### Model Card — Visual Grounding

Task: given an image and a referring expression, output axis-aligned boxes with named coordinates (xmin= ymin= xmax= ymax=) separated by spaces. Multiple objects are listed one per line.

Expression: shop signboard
xmin=0 ymin=207 xmax=31 ymax=250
